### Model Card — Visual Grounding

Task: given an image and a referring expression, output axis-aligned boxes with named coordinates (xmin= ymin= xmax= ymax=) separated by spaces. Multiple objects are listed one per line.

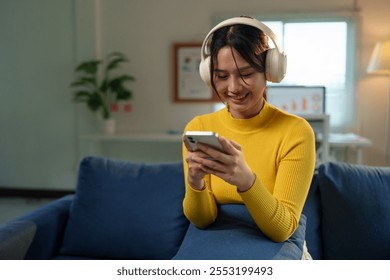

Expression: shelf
xmin=81 ymin=132 xmax=182 ymax=142
xmin=78 ymin=132 xmax=183 ymax=163
xmin=329 ymin=133 xmax=372 ymax=147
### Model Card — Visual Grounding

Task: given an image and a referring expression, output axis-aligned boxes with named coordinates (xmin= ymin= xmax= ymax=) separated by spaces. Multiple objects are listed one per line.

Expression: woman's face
xmin=214 ymin=46 xmax=266 ymax=119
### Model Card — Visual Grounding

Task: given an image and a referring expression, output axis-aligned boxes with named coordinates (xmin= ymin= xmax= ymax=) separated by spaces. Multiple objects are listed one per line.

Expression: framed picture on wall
xmin=173 ymin=42 xmax=219 ymax=102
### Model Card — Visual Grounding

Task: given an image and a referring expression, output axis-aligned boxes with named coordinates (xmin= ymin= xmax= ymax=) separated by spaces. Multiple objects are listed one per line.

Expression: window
xmin=213 ymin=16 xmax=357 ymax=131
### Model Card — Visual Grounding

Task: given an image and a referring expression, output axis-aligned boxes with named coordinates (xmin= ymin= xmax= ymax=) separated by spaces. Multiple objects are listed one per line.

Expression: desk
xmin=329 ymin=133 xmax=373 ymax=164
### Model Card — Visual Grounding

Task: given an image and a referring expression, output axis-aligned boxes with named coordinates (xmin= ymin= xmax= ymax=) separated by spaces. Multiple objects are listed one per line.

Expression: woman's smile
xmin=227 ymin=92 xmax=250 ymax=101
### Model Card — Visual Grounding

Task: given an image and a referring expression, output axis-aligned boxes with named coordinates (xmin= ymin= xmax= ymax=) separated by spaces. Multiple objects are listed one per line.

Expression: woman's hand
xmin=183 ymin=135 xmax=210 ymax=190
xmin=183 ymin=135 xmax=255 ymax=192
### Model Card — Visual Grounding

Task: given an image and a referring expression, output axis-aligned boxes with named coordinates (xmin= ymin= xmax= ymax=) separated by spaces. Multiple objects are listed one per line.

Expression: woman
xmin=182 ymin=16 xmax=316 ymax=242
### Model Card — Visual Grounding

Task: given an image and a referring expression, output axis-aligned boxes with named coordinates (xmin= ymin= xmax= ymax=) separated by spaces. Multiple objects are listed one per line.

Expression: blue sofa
xmin=1 ymin=156 xmax=390 ymax=260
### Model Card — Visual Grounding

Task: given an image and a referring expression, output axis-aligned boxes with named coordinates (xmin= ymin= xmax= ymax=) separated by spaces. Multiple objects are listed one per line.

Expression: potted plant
xmin=70 ymin=52 xmax=135 ymax=133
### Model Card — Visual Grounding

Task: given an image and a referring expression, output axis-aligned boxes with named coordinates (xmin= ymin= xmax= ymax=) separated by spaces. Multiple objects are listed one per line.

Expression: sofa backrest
xmin=304 ymin=161 xmax=390 ymax=260
xmin=58 ymin=157 xmax=390 ymax=260
xmin=316 ymin=161 xmax=390 ymax=260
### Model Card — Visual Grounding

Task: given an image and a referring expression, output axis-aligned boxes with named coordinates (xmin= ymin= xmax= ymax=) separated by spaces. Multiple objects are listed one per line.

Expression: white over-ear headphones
xmin=199 ymin=17 xmax=287 ymax=86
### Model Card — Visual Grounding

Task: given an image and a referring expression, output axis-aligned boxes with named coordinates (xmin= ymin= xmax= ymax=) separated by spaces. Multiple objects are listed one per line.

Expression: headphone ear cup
xmin=199 ymin=56 xmax=211 ymax=87
xmin=265 ymin=48 xmax=287 ymax=83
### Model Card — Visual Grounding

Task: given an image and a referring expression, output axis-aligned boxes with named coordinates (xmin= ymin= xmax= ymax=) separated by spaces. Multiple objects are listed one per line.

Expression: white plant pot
xmin=103 ymin=118 xmax=116 ymax=134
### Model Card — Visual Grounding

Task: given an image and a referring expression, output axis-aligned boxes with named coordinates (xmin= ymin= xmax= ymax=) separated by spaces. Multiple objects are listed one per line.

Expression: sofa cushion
xmin=318 ymin=162 xmax=390 ymax=259
xmin=173 ymin=204 xmax=306 ymax=260
xmin=60 ymin=156 xmax=189 ymax=259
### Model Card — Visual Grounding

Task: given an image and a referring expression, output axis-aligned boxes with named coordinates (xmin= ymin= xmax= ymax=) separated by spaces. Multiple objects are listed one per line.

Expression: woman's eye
xmin=240 ymin=72 xmax=253 ymax=78
xmin=216 ymin=74 xmax=228 ymax=80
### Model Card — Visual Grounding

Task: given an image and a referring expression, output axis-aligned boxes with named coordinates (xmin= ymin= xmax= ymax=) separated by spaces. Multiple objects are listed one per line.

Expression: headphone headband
xmin=201 ymin=17 xmax=283 ymax=60
xmin=199 ymin=16 xmax=287 ymax=85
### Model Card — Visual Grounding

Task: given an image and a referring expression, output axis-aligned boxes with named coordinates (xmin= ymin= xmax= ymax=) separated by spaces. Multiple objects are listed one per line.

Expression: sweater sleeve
xmin=182 ymin=118 xmax=218 ymax=228
xmin=239 ymin=119 xmax=316 ymax=242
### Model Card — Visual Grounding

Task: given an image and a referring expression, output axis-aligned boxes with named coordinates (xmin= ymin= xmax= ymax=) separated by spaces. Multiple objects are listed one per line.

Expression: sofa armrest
xmin=0 ymin=221 xmax=36 ymax=259
xmin=14 ymin=194 xmax=74 ymax=259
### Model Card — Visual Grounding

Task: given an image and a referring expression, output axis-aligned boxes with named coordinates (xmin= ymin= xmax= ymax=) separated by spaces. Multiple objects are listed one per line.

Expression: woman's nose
xmin=227 ymin=77 xmax=242 ymax=93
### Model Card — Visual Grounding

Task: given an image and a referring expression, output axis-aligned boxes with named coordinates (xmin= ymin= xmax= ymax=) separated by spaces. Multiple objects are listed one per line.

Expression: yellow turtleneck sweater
xmin=182 ymin=101 xmax=316 ymax=242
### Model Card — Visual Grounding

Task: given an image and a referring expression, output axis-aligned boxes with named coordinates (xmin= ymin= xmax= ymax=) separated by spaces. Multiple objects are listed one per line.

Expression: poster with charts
xmin=266 ymin=86 xmax=325 ymax=115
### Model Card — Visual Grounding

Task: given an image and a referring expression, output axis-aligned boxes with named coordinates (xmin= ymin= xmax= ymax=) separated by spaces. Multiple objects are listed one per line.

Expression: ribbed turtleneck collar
xmin=218 ymin=100 xmax=275 ymax=133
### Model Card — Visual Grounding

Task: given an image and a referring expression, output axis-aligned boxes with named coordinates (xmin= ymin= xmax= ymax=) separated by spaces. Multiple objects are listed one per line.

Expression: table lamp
xmin=367 ymin=40 xmax=390 ymax=164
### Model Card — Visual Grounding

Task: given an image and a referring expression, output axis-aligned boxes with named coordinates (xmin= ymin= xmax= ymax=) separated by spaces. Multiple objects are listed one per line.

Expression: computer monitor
xmin=266 ymin=86 xmax=326 ymax=115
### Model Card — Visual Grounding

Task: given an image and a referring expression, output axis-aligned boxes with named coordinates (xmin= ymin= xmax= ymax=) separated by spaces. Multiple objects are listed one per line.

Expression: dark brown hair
xmin=209 ymin=20 xmax=269 ymax=95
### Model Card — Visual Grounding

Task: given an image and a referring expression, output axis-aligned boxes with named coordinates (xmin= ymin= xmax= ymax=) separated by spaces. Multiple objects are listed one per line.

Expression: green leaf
xmin=98 ymin=77 xmax=107 ymax=91
xmin=70 ymin=77 xmax=96 ymax=87
xmin=108 ymin=75 xmax=135 ymax=88
xmin=86 ymin=92 xmax=103 ymax=112
xmin=116 ymin=89 xmax=132 ymax=100
xmin=75 ymin=60 xmax=101 ymax=74
xmin=106 ymin=57 xmax=128 ymax=71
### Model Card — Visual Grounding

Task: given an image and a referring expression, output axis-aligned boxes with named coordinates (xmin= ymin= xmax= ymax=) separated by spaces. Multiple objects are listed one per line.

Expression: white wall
xmin=356 ymin=0 xmax=390 ymax=165
xmin=1 ymin=0 xmax=389 ymax=191
xmin=0 ymin=0 xmax=77 ymax=190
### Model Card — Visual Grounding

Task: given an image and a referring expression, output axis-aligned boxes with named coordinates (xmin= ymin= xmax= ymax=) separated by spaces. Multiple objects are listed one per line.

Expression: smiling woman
xmin=181 ymin=16 xmax=316 ymax=244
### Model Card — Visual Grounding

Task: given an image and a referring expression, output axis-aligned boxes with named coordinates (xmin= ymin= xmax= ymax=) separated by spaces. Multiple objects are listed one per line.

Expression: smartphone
xmin=184 ymin=131 xmax=223 ymax=152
